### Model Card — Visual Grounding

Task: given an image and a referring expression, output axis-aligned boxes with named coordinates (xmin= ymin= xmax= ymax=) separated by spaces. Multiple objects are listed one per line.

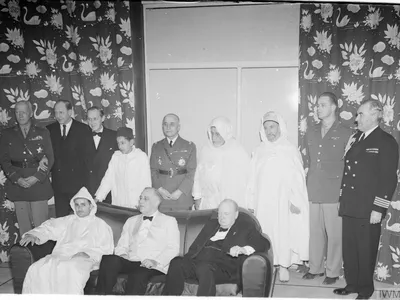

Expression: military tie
xmin=62 ymin=125 xmax=66 ymax=139
xmin=23 ymin=127 xmax=28 ymax=138
xmin=169 ymin=140 xmax=173 ymax=147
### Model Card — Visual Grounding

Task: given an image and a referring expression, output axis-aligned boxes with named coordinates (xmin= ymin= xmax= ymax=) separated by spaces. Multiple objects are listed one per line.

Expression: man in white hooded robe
xmin=246 ymin=111 xmax=309 ymax=282
xmin=193 ymin=116 xmax=250 ymax=210
xmin=20 ymin=186 xmax=114 ymax=294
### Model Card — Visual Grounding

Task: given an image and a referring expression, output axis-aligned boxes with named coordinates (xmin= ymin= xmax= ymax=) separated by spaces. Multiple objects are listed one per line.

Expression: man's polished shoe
xmin=322 ymin=276 xmax=338 ymax=285
xmin=333 ymin=288 xmax=356 ymax=296
xmin=302 ymin=272 xmax=324 ymax=280
xmin=356 ymin=294 xmax=371 ymax=299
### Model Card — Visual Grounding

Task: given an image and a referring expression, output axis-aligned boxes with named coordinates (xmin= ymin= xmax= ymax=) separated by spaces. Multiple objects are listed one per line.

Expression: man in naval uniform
xmin=0 ymin=101 xmax=54 ymax=235
xmin=150 ymin=113 xmax=197 ymax=211
xmin=303 ymin=92 xmax=352 ymax=285
xmin=334 ymin=99 xmax=399 ymax=299
xmin=86 ymin=106 xmax=118 ymax=204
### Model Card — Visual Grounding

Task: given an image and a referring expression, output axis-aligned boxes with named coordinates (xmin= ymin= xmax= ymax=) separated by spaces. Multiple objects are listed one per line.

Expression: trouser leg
xmin=14 ymin=201 xmax=32 ymax=235
xmin=323 ymin=203 xmax=342 ymax=278
xmin=342 ymin=216 xmax=358 ymax=293
xmin=309 ymin=203 xmax=326 ymax=274
xmin=30 ymin=200 xmax=49 ymax=228
xmin=162 ymin=256 xmax=196 ymax=295
xmin=125 ymin=262 xmax=163 ymax=295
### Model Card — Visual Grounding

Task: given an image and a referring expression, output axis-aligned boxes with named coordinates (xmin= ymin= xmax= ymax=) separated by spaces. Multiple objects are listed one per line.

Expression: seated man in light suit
xmin=95 ymin=187 xmax=180 ymax=295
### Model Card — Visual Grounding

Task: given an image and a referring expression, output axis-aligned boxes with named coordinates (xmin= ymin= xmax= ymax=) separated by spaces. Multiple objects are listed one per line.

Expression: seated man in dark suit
xmin=162 ymin=198 xmax=269 ymax=296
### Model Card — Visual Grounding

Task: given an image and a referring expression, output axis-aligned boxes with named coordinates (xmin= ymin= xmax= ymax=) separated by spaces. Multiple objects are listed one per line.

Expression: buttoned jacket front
xmin=305 ymin=120 xmax=352 ymax=203
xmin=339 ymin=127 xmax=399 ymax=218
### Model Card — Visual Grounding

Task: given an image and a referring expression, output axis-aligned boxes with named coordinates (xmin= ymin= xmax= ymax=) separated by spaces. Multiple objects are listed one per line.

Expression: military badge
xmin=30 ymin=136 xmax=43 ymax=141
xmin=37 ymin=146 xmax=43 ymax=154
xmin=158 ymin=157 xmax=162 ymax=165
xmin=178 ymin=158 xmax=186 ymax=166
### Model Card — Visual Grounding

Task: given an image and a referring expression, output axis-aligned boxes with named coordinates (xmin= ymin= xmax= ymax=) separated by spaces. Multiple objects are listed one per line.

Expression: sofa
xmin=10 ymin=202 xmax=275 ymax=297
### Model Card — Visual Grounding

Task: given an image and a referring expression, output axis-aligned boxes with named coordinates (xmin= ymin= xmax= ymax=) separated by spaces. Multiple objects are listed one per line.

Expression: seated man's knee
xmin=100 ymin=255 xmax=121 ymax=267
xmin=195 ymin=261 xmax=214 ymax=277
xmin=170 ymin=256 xmax=185 ymax=268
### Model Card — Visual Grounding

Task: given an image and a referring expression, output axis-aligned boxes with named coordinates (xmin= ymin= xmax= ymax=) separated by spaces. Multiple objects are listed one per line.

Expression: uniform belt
xmin=11 ymin=160 xmax=38 ymax=168
xmin=158 ymin=168 xmax=187 ymax=177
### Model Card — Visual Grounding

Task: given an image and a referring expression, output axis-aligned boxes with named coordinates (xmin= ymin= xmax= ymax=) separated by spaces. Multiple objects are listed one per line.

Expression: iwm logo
xmin=377 ymin=289 xmax=400 ymax=299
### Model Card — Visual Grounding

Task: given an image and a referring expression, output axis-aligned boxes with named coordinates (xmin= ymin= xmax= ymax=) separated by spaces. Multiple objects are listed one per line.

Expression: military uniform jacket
xmin=150 ymin=136 xmax=197 ymax=210
xmin=47 ymin=119 xmax=94 ymax=195
xmin=305 ymin=120 xmax=352 ymax=203
xmin=87 ymin=127 xmax=118 ymax=197
xmin=339 ymin=127 xmax=399 ymax=219
xmin=0 ymin=124 xmax=54 ymax=201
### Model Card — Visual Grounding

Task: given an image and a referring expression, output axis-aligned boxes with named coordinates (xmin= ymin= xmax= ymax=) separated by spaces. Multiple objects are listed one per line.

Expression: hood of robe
xmin=207 ymin=116 xmax=234 ymax=147
xmin=70 ymin=187 xmax=97 ymax=218
xmin=259 ymin=111 xmax=289 ymax=145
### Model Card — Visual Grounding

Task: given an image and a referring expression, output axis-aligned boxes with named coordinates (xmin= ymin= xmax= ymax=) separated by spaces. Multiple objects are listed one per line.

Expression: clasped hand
xmin=17 ymin=176 xmax=39 ymax=189
xmin=229 ymin=246 xmax=247 ymax=257
xmin=158 ymin=188 xmax=182 ymax=201
xmin=140 ymin=259 xmax=157 ymax=269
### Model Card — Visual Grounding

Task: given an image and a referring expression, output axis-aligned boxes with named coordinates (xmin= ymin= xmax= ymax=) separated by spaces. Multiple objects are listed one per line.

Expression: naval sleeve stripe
xmin=374 ymin=196 xmax=390 ymax=208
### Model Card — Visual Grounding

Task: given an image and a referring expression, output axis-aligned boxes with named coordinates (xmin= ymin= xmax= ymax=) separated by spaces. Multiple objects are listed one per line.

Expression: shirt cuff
xmin=242 ymin=246 xmax=256 ymax=256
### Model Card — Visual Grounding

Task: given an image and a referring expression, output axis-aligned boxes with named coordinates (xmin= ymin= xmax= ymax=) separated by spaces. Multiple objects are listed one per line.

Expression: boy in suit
xmin=95 ymin=187 xmax=180 ymax=295
xmin=86 ymin=106 xmax=118 ymax=203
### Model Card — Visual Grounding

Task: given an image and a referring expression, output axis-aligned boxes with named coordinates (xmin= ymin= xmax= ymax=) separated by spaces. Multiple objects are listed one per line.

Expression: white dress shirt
xmin=93 ymin=126 xmax=104 ymax=149
xmin=60 ymin=119 xmax=73 ymax=137
xmin=209 ymin=226 xmax=256 ymax=255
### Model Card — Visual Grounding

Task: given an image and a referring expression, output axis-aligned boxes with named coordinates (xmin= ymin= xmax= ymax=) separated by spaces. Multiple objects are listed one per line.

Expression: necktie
xmin=92 ymin=132 xmax=102 ymax=137
xmin=218 ymin=227 xmax=228 ymax=232
xmin=23 ymin=127 xmax=28 ymax=138
xmin=62 ymin=125 xmax=66 ymax=139
xmin=143 ymin=216 xmax=153 ymax=221
xmin=169 ymin=140 xmax=173 ymax=147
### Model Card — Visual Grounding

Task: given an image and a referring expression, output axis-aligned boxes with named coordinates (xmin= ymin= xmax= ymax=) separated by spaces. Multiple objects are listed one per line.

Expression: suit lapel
xmin=223 ymin=222 xmax=238 ymax=248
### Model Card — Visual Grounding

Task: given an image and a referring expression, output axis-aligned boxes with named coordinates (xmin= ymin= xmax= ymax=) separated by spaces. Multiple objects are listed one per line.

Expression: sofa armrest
xmin=242 ymin=250 xmax=276 ymax=297
xmin=9 ymin=241 xmax=56 ymax=294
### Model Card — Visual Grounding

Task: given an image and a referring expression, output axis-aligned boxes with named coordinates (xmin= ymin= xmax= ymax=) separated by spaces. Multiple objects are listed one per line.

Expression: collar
xmin=167 ymin=136 xmax=178 ymax=145
xmin=363 ymin=125 xmax=379 ymax=139
xmin=93 ymin=126 xmax=104 ymax=134
xmin=60 ymin=119 xmax=73 ymax=129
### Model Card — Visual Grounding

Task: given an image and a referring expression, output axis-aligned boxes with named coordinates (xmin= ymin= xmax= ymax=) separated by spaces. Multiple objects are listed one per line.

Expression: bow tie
xmin=143 ymin=216 xmax=153 ymax=221
xmin=218 ymin=227 xmax=229 ymax=232
xmin=92 ymin=132 xmax=102 ymax=137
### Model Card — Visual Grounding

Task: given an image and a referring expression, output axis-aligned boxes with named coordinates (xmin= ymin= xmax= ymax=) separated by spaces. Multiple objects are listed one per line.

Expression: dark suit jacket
xmin=339 ymin=127 xmax=399 ymax=218
xmin=185 ymin=214 xmax=269 ymax=271
xmin=47 ymin=119 xmax=94 ymax=197
xmin=87 ymin=127 xmax=118 ymax=202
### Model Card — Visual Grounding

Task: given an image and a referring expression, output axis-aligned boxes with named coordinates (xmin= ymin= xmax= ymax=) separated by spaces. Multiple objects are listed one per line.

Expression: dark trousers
xmin=95 ymin=255 xmax=163 ymax=295
xmin=54 ymin=192 xmax=74 ymax=217
xmin=162 ymin=256 xmax=233 ymax=296
xmin=342 ymin=216 xmax=381 ymax=296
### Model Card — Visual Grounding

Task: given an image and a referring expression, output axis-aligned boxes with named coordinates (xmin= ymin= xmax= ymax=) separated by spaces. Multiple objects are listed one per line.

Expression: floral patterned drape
xmin=0 ymin=0 xmax=136 ymax=263
xmin=298 ymin=3 xmax=400 ymax=285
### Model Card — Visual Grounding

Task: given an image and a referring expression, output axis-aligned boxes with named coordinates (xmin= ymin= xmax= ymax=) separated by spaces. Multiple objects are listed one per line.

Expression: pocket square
xmin=366 ymin=148 xmax=379 ymax=154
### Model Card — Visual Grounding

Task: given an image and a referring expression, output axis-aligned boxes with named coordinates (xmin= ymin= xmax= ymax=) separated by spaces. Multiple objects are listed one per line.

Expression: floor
xmin=273 ymin=266 xmax=395 ymax=298
xmin=0 ymin=262 xmax=394 ymax=297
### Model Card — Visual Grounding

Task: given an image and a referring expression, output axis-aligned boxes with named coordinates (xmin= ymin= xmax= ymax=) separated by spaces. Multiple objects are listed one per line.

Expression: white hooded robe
xmin=22 ymin=187 xmax=114 ymax=294
xmin=193 ymin=116 xmax=250 ymax=209
xmin=246 ymin=112 xmax=309 ymax=267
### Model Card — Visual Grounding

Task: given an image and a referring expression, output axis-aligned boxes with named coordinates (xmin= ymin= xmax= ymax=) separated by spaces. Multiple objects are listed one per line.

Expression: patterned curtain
xmin=299 ymin=3 xmax=400 ymax=285
xmin=0 ymin=0 xmax=136 ymax=262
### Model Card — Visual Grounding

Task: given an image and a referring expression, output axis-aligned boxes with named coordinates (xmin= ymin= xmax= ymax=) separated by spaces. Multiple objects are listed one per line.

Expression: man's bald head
xmin=218 ymin=199 xmax=239 ymax=229
xmin=162 ymin=113 xmax=181 ymax=139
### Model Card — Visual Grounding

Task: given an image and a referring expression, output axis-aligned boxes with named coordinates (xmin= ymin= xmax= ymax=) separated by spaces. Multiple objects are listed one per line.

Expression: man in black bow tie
xmin=86 ymin=106 xmax=118 ymax=204
xmin=95 ymin=187 xmax=180 ymax=295
xmin=162 ymin=199 xmax=269 ymax=296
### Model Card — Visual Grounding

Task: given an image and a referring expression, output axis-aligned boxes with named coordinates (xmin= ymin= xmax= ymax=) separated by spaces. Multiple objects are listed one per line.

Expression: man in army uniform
xmin=334 ymin=99 xmax=399 ymax=299
xmin=303 ymin=92 xmax=352 ymax=285
xmin=150 ymin=113 xmax=197 ymax=211
xmin=0 ymin=101 xmax=54 ymax=235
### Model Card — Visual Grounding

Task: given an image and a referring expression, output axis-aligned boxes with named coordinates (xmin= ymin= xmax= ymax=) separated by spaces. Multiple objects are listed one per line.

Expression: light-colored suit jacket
xmin=114 ymin=211 xmax=180 ymax=274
